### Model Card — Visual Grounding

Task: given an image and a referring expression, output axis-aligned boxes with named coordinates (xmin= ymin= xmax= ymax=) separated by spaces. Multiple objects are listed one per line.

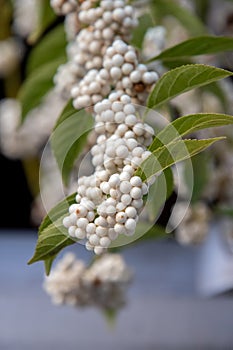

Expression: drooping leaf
xmin=28 ymin=223 xmax=75 ymax=265
xmin=28 ymin=193 xmax=77 ymax=267
xmin=51 ymin=100 xmax=94 ymax=186
xmin=39 ymin=192 xmax=76 ymax=234
xmin=27 ymin=24 xmax=67 ymax=75
xmin=136 ymin=138 xmax=225 ymax=182
xmin=149 ymin=113 xmax=233 ymax=151
xmin=44 ymin=256 xmax=57 ymax=276
xmin=148 ymin=36 xmax=233 ymax=62
xmin=151 ymin=0 xmax=206 ymax=37
xmin=18 ymin=57 xmax=66 ymax=121
xmin=28 ymin=0 xmax=57 ymax=43
xmin=147 ymin=65 xmax=233 ymax=109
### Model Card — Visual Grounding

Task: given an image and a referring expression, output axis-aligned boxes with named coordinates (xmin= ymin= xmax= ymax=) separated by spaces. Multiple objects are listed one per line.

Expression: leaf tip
xmin=27 ymin=257 xmax=35 ymax=265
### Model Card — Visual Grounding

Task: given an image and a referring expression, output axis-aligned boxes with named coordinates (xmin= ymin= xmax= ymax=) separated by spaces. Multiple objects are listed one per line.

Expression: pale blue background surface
xmin=1 ymin=232 xmax=233 ymax=350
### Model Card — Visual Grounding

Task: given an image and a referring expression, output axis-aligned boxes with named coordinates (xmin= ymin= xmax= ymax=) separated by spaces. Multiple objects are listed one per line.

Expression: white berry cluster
xmin=0 ymin=91 xmax=66 ymax=159
xmin=71 ymin=39 xmax=159 ymax=109
xmin=44 ymin=252 xmax=132 ymax=310
xmin=53 ymin=0 xmax=140 ymax=99
xmin=170 ymin=201 xmax=211 ymax=245
xmin=13 ymin=0 xmax=39 ymax=38
xmin=50 ymin=0 xmax=160 ymax=253
xmin=63 ymin=92 xmax=156 ymax=254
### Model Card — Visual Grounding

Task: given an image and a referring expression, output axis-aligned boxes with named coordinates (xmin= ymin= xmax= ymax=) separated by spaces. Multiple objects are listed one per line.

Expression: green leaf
xmin=103 ymin=309 xmax=117 ymax=328
xmin=44 ymin=256 xmax=57 ymax=276
xmin=28 ymin=223 xmax=75 ymax=265
xmin=131 ymin=13 xmax=154 ymax=49
xmin=28 ymin=193 xmax=77 ymax=267
xmin=149 ymin=113 xmax=233 ymax=151
xmin=27 ymin=24 xmax=67 ymax=75
xmin=138 ymin=224 xmax=168 ymax=242
xmin=51 ymin=100 xmax=94 ymax=186
xmin=0 ymin=0 xmax=12 ymax=40
xmin=28 ymin=0 xmax=57 ymax=43
xmin=136 ymin=138 xmax=225 ymax=182
xmin=147 ymin=168 xmax=173 ymax=221
xmin=147 ymin=64 xmax=233 ymax=109
xmin=183 ymin=153 xmax=209 ymax=203
xmin=151 ymin=0 xmax=206 ymax=37
xmin=18 ymin=57 xmax=66 ymax=121
xmin=215 ymin=206 xmax=233 ymax=217
xmin=110 ymin=222 xmax=167 ymax=248
xmin=162 ymin=59 xmax=192 ymax=69
xmin=39 ymin=193 xmax=76 ymax=234
xmin=194 ymin=0 xmax=209 ymax=22
xmin=148 ymin=36 xmax=233 ymax=62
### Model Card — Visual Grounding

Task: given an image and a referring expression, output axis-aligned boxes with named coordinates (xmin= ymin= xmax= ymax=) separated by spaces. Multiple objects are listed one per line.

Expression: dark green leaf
xmin=149 ymin=113 xmax=233 ymax=151
xmin=147 ymin=65 xmax=233 ymax=109
xmin=183 ymin=153 xmax=209 ymax=203
xmin=148 ymin=36 xmax=233 ymax=62
xmin=194 ymin=0 xmax=209 ymax=22
xmin=27 ymin=24 xmax=67 ymax=75
xmin=136 ymin=137 xmax=225 ymax=181
xmin=19 ymin=57 xmax=66 ymax=121
xmin=138 ymin=224 xmax=168 ymax=242
xmin=39 ymin=193 xmax=76 ymax=234
xmin=147 ymin=168 xmax=173 ymax=221
xmin=28 ymin=224 xmax=75 ymax=265
xmin=28 ymin=193 xmax=77 ymax=266
xmin=44 ymin=256 xmax=57 ymax=276
xmin=51 ymin=101 xmax=94 ymax=186
xmin=110 ymin=222 xmax=167 ymax=248
xmin=162 ymin=59 xmax=192 ymax=69
xmin=215 ymin=207 xmax=233 ymax=217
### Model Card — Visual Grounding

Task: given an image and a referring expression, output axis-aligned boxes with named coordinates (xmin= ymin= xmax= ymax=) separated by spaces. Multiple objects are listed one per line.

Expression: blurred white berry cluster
xmin=170 ymin=201 xmax=211 ymax=245
xmin=0 ymin=0 xmax=39 ymax=78
xmin=0 ymin=92 xmax=66 ymax=159
xmin=44 ymin=252 xmax=132 ymax=310
xmin=172 ymin=125 xmax=233 ymax=246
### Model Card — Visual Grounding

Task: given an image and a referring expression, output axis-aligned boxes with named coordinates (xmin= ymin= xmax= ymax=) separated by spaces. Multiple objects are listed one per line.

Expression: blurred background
xmin=1 ymin=0 xmax=233 ymax=349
